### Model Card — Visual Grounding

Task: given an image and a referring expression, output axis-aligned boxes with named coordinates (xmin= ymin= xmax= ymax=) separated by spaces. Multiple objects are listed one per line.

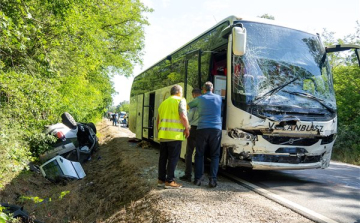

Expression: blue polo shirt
xmin=188 ymin=91 xmax=222 ymax=130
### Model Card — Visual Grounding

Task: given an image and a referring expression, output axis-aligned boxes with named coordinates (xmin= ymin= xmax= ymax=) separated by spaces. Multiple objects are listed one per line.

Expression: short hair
xmin=204 ymin=81 xmax=213 ymax=92
xmin=192 ymin=88 xmax=201 ymax=95
xmin=170 ymin=85 xmax=182 ymax=95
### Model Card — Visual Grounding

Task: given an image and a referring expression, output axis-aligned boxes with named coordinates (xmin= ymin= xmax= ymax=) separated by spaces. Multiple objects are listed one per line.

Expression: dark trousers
xmin=195 ymin=128 xmax=222 ymax=181
xmin=184 ymin=125 xmax=197 ymax=177
xmin=158 ymin=140 xmax=181 ymax=182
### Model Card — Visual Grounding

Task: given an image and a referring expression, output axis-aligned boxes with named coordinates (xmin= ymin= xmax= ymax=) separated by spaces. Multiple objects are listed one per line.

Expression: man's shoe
xmin=164 ymin=181 xmax=182 ymax=189
xmin=179 ymin=175 xmax=192 ymax=182
xmin=193 ymin=179 xmax=202 ymax=186
xmin=209 ymin=178 xmax=217 ymax=188
xmin=157 ymin=180 xmax=165 ymax=187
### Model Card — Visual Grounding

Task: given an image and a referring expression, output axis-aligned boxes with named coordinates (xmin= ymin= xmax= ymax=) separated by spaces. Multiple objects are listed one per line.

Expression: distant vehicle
xmin=129 ymin=15 xmax=360 ymax=171
xmin=119 ymin=111 xmax=127 ymax=125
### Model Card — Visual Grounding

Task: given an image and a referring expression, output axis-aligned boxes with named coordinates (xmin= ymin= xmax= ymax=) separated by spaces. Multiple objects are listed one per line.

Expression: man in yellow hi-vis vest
xmin=156 ymin=85 xmax=190 ymax=189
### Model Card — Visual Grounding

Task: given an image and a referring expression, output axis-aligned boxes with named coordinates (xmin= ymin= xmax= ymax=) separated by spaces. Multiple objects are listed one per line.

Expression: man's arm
xmin=157 ymin=114 xmax=160 ymax=131
xmin=179 ymin=99 xmax=190 ymax=138
xmin=188 ymin=97 xmax=199 ymax=108
xmin=180 ymin=112 xmax=190 ymax=138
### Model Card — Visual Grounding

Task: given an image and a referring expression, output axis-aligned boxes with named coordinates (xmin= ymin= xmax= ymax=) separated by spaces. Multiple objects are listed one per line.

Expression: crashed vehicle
xmin=40 ymin=112 xmax=99 ymax=164
xmin=129 ymin=15 xmax=360 ymax=170
xmin=40 ymin=155 xmax=86 ymax=182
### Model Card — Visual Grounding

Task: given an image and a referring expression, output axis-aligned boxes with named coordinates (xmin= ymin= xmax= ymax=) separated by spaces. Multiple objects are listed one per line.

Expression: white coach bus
xmin=129 ymin=15 xmax=360 ymax=170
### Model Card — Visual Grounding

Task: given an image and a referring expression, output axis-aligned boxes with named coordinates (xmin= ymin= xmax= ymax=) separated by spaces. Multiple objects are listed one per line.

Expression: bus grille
xmin=252 ymin=154 xmax=321 ymax=163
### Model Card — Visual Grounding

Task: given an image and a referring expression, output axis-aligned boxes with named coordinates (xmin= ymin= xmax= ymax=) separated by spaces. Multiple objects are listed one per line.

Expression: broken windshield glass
xmin=282 ymin=90 xmax=335 ymax=113
xmin=252 ymin=77 xmax=299 ymax=104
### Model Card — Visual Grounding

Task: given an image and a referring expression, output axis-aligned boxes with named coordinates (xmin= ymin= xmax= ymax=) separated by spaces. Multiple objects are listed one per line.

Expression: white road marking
xmin=222 ymin=172 xmax=339 ymax=223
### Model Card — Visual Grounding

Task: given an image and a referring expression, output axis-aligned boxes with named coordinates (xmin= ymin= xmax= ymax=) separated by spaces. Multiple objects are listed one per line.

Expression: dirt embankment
xmin=0 ymin=119 xmax=314 ymax=223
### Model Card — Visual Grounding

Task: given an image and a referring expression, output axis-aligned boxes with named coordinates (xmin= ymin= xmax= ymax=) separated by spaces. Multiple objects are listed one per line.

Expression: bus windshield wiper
xmin=253 ymin=77 xmax=299 ymax=104
xmin=282 ymin=90 xmax=335 ymax=113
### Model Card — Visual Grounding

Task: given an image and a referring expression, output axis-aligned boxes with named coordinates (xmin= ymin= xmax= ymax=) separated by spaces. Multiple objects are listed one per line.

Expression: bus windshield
xmin=232 ymin=22 xmax=336 ymax=120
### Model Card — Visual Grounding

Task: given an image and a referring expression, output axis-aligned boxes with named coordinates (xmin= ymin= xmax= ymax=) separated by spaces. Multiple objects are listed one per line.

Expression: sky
xmin=112 ymin=0 xmax=360 ymax=105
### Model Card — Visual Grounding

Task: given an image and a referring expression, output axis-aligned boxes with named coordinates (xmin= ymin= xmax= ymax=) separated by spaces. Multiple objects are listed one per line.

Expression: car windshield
xmin=231 ymin=21 xmax=336 ymax=119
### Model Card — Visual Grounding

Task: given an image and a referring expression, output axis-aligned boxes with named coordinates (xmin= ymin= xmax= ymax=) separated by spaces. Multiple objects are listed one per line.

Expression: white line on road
xmin=222 ymin=172 xmax=339 ymax=223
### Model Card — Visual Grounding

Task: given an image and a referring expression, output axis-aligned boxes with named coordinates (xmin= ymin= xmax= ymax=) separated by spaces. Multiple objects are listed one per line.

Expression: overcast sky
xmin=112 ymin=0 xmax=360 ymax=105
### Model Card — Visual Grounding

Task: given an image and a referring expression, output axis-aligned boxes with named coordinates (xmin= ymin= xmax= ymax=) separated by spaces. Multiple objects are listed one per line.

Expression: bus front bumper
xmin=251 ymin=161 xmax=322 ymax=170
xmin=220 ymin=147 xmax=331 ymax=170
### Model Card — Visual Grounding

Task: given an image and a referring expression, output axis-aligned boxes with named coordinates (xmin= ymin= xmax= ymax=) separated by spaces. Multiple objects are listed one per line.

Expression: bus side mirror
xmin=232 ymin=27 xmax=246 ymax=56
xmin=326 ymin=44 xmax=360 ymax=67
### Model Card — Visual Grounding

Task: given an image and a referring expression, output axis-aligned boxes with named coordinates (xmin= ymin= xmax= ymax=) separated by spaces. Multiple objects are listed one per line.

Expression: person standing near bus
xmin=112 ymin=113 xmax=118 ymax=126
xmin=188 ymin=81 xmax=222 ymax=188
xmin=157 ymin=85 xmax=190 ymax=189
xmin=179 ymin=88 xmax=202 ymax=182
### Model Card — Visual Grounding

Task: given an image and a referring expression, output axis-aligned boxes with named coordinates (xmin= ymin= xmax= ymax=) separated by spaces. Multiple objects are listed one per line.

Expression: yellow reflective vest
xmin=158 ymin=95 xmax=185 ymax=141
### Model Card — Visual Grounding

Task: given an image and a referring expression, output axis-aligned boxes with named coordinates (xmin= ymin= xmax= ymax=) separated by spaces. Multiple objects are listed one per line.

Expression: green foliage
xmin=332 ymin=123 xmax=360 ymax=165
xmin=0 ymin=112 xmax=33 ymax=187
xmin=331 ymin=65 xmax=360 ymax=165
xmin=0 ymin=0 xmax=152 ymax=184
xmin=19 ymin=195 xmax=44 ymax=204
xmin=59 ymin=190 xmax=70 ymax=199
xmin=117 ymin=100 xmax=130 ymax=113
xmin=28 ymin=132 xmax=57 ymax=158
xmin=333 ymin=66 xmax=360 ymax=124
xmin=0 ymin=212 xmax=19 ymax=223
xmin=0 ymin=206 xmax=11 ymax=223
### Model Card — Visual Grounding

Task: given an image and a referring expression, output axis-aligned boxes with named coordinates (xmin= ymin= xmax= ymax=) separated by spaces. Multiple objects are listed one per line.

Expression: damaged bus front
xmin=129 ymin=15 xmax=359 ymax=171
xmin=220 ymin=19 xmax=360 ymax=170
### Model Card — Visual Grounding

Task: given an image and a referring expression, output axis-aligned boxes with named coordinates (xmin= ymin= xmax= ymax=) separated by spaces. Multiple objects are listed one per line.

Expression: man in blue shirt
xmin=188 ymin=81 xmax=222 ymax=188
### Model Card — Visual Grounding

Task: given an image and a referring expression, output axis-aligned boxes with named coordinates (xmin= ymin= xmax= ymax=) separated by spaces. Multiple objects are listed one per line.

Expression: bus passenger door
xmin=210 ymin=50 xmax=228 ymax=130
xmin=142 ymin=92 xmax=155 ymax=140
xmin=135 ymin=94 xmax=143 ymax=139
xmin=181 ymin=50 xmax=202 ymax=159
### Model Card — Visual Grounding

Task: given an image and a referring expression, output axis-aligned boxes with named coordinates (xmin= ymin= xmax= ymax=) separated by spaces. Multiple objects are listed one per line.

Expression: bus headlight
xmin=228 ymin=129 xmax=254 ymax=141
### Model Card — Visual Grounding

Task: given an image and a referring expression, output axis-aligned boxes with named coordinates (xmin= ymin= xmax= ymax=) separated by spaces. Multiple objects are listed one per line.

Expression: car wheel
xmin=87 ymin=122 xmax=97 ymax=134
xmin=61 ymin=112 xmax=77 ymax=129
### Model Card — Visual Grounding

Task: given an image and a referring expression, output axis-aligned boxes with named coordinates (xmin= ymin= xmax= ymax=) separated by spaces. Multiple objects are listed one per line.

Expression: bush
xmin=332 ymin=123 xmax=360 ymax=165
xmin=0 ymin=124 xmax=32 ymax=188
xmin=28 ymin=132 xmax=57 ymax=158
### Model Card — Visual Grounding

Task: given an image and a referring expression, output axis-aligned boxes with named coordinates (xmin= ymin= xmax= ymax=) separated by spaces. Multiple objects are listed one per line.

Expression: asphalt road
xmin=227 ymin=161 xmax=360 ymax=223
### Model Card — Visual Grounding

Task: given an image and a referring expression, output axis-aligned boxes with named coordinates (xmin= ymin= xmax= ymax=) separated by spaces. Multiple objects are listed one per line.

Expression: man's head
xmin=192 ymin=88 xmax=201 ymax=98
xmin=170 ymin=85 xmax=183 ymax=97
xmin=203 ymin=81 xmax=213 ymax=92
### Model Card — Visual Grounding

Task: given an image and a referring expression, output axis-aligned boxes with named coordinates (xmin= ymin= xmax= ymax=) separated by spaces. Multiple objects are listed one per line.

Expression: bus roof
xmin=220 ymin=15 xmax=315 ymax=34
xmin=133 ymin=15 xmax=316 ymax=80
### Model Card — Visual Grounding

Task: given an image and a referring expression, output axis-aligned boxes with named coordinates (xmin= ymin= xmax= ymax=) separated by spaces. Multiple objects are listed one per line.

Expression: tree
xmin=0 ymin=0 xmax=153 ymax=184
xmin=117 ymin=100 xmax=130 ymax=113
xmin=258 ymin=14 xmax=275 ymax=20
xmin=0 ymin=0 xmax=152 ymax=124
